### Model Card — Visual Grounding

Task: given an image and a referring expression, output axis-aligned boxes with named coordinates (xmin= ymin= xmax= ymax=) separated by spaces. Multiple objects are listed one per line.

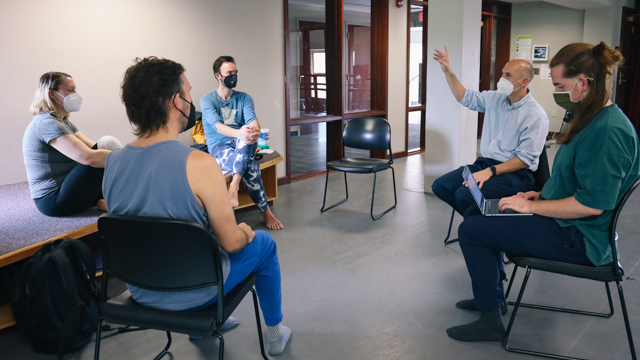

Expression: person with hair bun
xmin=23 ymin=72 xmax=122 ymax=216
xmin=445 ymin=42 xmax=639 ymax=343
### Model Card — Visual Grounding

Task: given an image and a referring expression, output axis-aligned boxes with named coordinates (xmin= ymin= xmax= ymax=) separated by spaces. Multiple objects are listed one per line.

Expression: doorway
xmin=406 ymin=1 xmax=427 ymax=154
xmin=616 ymin=6 xmax=640 ymax=132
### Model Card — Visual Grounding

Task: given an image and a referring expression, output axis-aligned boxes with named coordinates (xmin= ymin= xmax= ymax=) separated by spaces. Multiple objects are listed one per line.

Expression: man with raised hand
xmin=431 ymin=46 xmax=549 ymax=216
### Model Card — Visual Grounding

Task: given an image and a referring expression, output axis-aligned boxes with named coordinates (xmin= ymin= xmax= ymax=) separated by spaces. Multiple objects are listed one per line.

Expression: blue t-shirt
xmin=22 ymin=113 xmax=79 ymax=198
xmin=200 ymin=90 xmax=257 ymax=148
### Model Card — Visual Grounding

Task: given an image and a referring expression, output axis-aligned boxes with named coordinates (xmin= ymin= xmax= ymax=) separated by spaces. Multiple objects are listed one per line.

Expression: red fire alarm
xmin=396 ymin=0 xmax=404 ymax=7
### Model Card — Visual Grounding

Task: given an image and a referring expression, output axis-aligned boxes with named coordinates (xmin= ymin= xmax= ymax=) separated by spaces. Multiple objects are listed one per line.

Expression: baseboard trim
xmin=277 ymin=177 xmax=290 ymax=186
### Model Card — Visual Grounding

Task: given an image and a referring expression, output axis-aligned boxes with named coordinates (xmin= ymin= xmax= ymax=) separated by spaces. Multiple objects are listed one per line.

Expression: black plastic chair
xmin=443 ymin=145 xmax=551 ymax=245
xmin=502 ymin=176 xmax=640 ymax=360
xmin=94 ymin=213 xmax=269 ymax=360
xmin=320 ymin=117 xmax=397 ymax=220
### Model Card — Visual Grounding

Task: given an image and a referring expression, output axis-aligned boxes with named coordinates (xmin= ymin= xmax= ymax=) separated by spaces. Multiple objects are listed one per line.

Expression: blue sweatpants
xmin=458 ymin=206 xmax=593 ymax=311
xmin=189 ymin=230 xmax=283 ymax=326
xmin=431 ymin=157 xmax=534 ymax=215
xmin=210 ymin=139 xmax=269 ymax=212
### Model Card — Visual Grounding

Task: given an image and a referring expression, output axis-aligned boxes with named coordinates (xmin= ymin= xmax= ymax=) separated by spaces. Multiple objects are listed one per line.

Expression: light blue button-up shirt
xmin=461 ymin=89 xmax=549 ymax=171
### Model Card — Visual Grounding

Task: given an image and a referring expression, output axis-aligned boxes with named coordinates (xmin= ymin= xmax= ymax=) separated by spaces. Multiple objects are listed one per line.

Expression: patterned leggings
xmin=209 ymin=139 xmax=268 ymax=212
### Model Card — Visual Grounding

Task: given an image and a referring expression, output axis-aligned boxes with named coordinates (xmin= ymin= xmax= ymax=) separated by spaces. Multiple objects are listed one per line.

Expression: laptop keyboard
xmin=486 ymin=200 xmax=516 ymax=215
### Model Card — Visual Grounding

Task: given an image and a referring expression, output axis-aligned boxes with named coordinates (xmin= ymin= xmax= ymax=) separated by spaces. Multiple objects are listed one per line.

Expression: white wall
xmin=510 ymin=2 xmax=585 ymax=133
xmin=0 ymin=0 xmax=285 ymax=186
xmin=388 ymin=1 xmax=408 ymax=154
xmin=424 ymin=0 xmax=481 ymax=193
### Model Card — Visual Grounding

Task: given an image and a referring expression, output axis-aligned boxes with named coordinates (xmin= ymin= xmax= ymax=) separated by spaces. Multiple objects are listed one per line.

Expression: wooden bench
xmin=0 ymin=182 xmax=102 ymax=330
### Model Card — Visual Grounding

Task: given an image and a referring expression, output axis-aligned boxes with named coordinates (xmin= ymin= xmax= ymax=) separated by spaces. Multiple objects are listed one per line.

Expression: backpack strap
xmin=61 ymin=239 xmax=98 ymax=296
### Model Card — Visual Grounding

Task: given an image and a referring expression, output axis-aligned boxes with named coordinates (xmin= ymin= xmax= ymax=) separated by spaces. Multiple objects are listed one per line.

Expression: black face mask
xmin=220 ymin=73 xmax=238 ymax=89
xmin=178 ymin=96 xmax=197 ymax=132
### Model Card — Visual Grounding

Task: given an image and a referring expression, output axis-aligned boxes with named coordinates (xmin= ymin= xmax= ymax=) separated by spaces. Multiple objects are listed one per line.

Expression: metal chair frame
xmin=94 ymin=214 xmax=269 ymax=360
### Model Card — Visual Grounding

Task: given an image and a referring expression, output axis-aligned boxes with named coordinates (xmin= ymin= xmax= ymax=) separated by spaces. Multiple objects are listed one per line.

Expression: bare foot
xmin=97 ymin=199 xmax=108 ymax=212
xmin=262 ymin=208 xmax=283 ymax=230
xmin=228 ymin=184 xmax=240 ymax=208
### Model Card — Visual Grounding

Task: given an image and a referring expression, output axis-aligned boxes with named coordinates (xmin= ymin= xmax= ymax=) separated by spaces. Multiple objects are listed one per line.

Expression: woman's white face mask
xmin=54 ymin=91 xmax=83 ymax=112
xmin=496 ymin=77 xmax=525 ymax=96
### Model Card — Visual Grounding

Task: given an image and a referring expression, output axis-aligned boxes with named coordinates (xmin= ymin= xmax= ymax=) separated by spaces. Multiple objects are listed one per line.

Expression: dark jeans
xmin=458 ymin=206 xmax=593 ymax=311
xmin=431 ymin=157 xmax=534 ymax=215
xmin=34 ymin=144 xmax=104 ymax=217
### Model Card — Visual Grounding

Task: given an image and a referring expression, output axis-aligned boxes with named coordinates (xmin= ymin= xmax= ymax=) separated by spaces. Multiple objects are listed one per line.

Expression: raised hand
xmin=433 ymin=46 xmax=452 ymax=73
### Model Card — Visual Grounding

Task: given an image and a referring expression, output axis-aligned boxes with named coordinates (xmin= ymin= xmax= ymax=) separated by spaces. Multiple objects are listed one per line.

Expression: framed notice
xmin=533 ymin=44 xmax=549 ymax=61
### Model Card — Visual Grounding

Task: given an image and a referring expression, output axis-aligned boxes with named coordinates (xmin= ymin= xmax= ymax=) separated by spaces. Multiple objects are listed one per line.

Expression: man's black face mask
xmin=220 ymin=73 xmax=238 ymax=89
xmin=178 ymin=96 xmax=197 ymax=131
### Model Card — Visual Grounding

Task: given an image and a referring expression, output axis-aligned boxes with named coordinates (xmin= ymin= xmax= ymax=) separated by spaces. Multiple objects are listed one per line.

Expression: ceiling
xmin=500 ymin=0 xmax=621 ymax=10
xmin=289 ymin=0 xmax=623 ymax=11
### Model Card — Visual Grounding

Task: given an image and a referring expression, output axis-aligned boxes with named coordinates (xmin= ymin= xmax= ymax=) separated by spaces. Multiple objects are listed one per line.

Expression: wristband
xmin=490 ymin=166 xmax=497 ymax=176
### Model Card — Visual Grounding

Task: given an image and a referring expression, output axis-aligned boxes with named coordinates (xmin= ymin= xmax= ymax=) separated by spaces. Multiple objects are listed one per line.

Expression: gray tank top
xmin=103 ymin=140 xmax=230 ymax=311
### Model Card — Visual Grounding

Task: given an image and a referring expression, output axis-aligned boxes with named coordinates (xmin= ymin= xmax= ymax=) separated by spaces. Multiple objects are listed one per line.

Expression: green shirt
xmin=540 ymin=105 xmax=639 ymax=266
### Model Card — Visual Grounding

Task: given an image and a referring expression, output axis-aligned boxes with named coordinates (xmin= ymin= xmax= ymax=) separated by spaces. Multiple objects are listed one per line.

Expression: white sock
xmin=267 ymin=323 xmax=284 ymax=341
xmin=267 ymin=324 xmax=291 ymax=356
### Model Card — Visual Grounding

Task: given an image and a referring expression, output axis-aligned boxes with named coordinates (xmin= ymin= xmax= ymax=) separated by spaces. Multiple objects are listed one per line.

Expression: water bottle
xmin=258 ymin=128 xmax=270 ymax=150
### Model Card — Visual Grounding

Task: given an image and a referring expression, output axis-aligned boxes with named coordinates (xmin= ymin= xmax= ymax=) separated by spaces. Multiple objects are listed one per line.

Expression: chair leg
xmin=503 ymin=267 xmax=533 ymax=356
xmin=94 ymin=318 xmax=103 ymax=360
xmin=321 ymin=171 xmax=348 ymax=213
xmin=604 ymin=282 xmax=615 ymax=318
xmin=507 ymin=283 xmax=614 ymax=318
xmin=506 ymin=270 xmax=631 ymax=360
xmin=370 ymin=167 xmax=397 ymax=220
xmin=213 ymin=333 xmax=225 ymax=360
xmin=153 ymin=331 xmax=172 ymax=360
xmin=443 ymin=209 xmax=459 ymax=245
xmin=617 ymin=281 xmax=637 ymax=360
xmin=504 ymin=265 xmax=519 ymax=299
xmin=251 ymin=288 xmax=270 ymax=360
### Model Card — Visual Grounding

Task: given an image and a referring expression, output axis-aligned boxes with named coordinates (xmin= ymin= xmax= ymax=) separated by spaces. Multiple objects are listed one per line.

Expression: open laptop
xmin=462 ymin=166 xmax=532 ymax=216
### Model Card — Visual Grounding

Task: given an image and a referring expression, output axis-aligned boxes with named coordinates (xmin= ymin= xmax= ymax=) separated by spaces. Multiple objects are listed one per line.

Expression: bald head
xmin=504 ymin=59 xmax=534 ymax=85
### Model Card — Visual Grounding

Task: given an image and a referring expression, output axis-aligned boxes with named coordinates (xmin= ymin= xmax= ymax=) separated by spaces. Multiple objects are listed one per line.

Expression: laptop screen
xmin=463 ymin=166 xmax=485 ymax=210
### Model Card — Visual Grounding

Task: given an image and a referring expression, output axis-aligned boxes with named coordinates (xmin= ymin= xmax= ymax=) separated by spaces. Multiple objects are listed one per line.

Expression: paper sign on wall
xmin=516 ymin=35 xmax=532 ymax=61
xmin=540 ymin=63 xmax=551 ymax=80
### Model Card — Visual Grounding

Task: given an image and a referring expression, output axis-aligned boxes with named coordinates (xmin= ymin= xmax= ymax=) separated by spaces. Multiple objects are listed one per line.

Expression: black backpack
xmin=7 ymin=238 xmax=101 ymax=355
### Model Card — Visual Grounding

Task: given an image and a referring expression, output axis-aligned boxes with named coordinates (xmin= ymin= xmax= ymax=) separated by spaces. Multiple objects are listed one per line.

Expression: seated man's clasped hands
xmin=102 ymin=57 xmax=291 ymax=356
xmin=446 ymin=42 xmax=639 ymax=342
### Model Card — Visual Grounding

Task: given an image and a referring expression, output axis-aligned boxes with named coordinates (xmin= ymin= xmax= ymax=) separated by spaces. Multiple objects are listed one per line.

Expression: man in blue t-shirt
xmin=201 ymin=56 xmax=283 ymax=230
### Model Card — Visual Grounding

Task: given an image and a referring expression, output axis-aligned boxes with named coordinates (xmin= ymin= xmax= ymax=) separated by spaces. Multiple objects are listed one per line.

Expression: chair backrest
xmin=609 ymin=175 xmax=640 ymax=276
xmin=98 ymin=213 xmax=223 ymax=292
xmin=343 ymin=117 xmax=391 ymax=153
xmin=532 ymin=145 xmax=551 ymax=192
